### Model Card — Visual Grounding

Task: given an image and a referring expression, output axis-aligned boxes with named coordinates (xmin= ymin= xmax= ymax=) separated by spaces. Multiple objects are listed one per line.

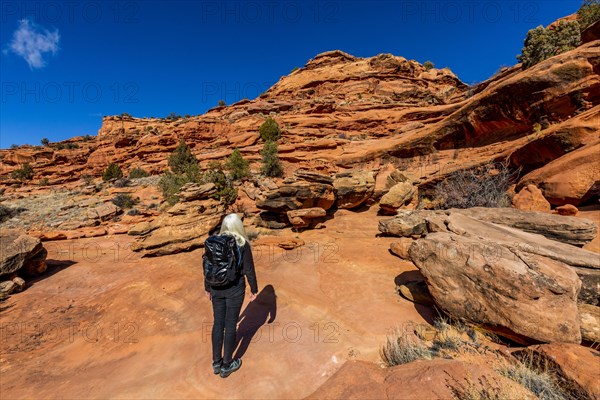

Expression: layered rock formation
xmin=1 ymin=42 xmax=597 ymax=209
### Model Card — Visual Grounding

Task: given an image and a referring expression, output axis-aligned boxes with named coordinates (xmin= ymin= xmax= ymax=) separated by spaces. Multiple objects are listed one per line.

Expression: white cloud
xmin=9 ymin=19 xmax=60 ymax=69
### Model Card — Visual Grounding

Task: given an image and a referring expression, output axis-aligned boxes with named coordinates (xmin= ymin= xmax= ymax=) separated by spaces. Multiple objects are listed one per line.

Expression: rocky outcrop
xmin=129 ymin=184 xmax=225 ymax=256
xmin=452 ymin=207 xmax=596 ymax=247
xmin=512 ymin=184 xmax=551 ymax=212
xmin=306 ymin=359 xmax=533 ymax=400
xmin=0 ymin=232 xmax=48 ymax=297
xmin=517 ymin=141 xmax=600 ymax=206
xmin=0 ymin=233 xmax=47 ymax=276
xmin=409 ymin=231 xmax=582 ymax=344
xmin=333 ymin=170 xmax=374 ymax=209
xmin=256 ymin=181 xmax=335 ymax=213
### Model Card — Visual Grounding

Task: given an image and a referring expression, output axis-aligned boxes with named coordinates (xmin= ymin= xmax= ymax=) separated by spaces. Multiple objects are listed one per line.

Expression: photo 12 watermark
xmin=398 ymin=1 xmax=541 ymax=24
xmin=198 ymin=1 xmax=340 ymax=24
xmin=201 ymin=320 xmax=340 ymax=344
xmin=0 ymin=1 xmax=141 ymax=24
xmin=1 ymin=321 xmax=139 ymax=345
xmin=1 ymin=81 xmax=140 ymax=104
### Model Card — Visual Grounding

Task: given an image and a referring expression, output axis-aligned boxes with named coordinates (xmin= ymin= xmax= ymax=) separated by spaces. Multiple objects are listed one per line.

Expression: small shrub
xmin=113 ymin=178 xmax=131 ymax=188
xmin=168 ymin=139 xmax=199 ymax=177
xmin=82 ymin=134 xmax=94 ymax=142
xmin=260 ymin=140 xmax=283 ymax=177
xmin=577 ymin=0 xmax=600 ymax=31
xmin=517 ymin=21 xmax=581 ymax=69
xmin=41 ymin=138 xmax=50 ymax=146
xmin=111 ymin=193 xmax=138 ymax=209
xmin=432 ymin=162 xmax=520 ymax=209
xmin=423 ymin=60 xmax=435 ymax=70
xmin=129 ymin=167 xmax=149 ymax=179
xmin=204 ymin=161 xmax=238 ymax=205
xmin=225 ymin=148 xmax=250 ymax=181
xmin=218 ymin=99 xmax=226 ymax=107
xmin=65 ymin=142 xmax=79 ymax=149
xmin=38 ymin=178 xmax=50 ymax=186
xmin=158 ymin=172 xmax=189 ymax=205
xmin=380 ymin=329 xmax=432 ymax=367
xmin=291 ymin=67 xmax=299 ymax=73
xmin=165 ymin=112 xmax=181 ymax=120
xmin=120 ymin=112 xmax=132 ymax=118
xmin=259 ymin=117 xmax=281 ymax=142
xmin=127 ymin=208 xmax=140 ymax=216
xmin=102 ymin=163 xmax=124 ymax=181
xmin=10 ymin=163 xmax=34 ymax=181
xmin=10 ymin=144 xmax=18 ymax=149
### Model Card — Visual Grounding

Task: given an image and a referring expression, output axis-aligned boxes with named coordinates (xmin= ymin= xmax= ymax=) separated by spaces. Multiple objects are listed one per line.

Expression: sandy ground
xmin=0 ymin=207 xmax=428 ymax=399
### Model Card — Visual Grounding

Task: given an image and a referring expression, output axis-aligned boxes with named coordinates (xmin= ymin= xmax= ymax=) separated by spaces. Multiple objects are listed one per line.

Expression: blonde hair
xmin=219 ymin=213 xmax=249 ymax=247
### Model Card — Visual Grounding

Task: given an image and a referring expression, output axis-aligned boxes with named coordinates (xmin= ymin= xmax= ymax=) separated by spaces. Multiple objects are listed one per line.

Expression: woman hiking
xmin=203 ymin=213 xmax=258 ymax=378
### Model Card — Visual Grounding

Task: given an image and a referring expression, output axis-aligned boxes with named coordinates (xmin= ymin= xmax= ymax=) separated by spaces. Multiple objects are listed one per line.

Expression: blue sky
xmin=0 ymin=0 xmax=580 ymax=148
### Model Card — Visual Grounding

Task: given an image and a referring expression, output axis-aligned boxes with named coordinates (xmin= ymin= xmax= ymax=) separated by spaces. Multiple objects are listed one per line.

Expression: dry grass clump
xmin=380 ymin=328 xmax=433 ymax=367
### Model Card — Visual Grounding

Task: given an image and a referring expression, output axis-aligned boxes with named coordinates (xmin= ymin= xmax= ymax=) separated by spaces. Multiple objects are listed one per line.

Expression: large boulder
xmin=444 ymin=213 xmax=600 ymax=306
xmin=409 ymin=231 xmax=582 ymax=344
xmin=379 ymin=182 xmax=416 ymax=214
xmin=448 ymin=207 xmax=594 ymax=247
xmin=333 ymin=170 xmax=374 ymax=209
xmin=256 ymin=181 xmax=335 ymax=213
xmin=0 ymin=233 xmax=47 ymax=277
xmin=378 ymin=210 xmax=447 ymax=238
xmin=511 ymin=184 xmax=551 ymax=212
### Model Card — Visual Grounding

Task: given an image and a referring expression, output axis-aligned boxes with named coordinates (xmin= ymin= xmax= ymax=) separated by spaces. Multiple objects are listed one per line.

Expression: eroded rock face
xmin=129 ymin=184 xmax=225 ymax=256
xmin=333 ymin=170 xmax=375 ymax=209
xmin=518 ymin=141 xmax=600 ymax=206
xmin=256 ymin=181 xmax=335 ymax=213
xmin=409 ymin=231 xmax=582 ymax=344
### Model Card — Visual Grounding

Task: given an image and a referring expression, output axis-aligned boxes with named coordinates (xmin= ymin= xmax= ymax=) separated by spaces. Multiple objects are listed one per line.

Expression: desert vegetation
xmin=102 ymin=163 xmax=124 ymax=181
xmin=432 ymin=162 xmax=519 ymax=209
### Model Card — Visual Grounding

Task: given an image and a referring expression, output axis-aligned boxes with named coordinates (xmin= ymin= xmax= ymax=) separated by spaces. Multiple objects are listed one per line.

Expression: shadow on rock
xmin=234 ymin=284 xmax=277 ymax=359
xmin=395 ymin=271 xmax=437 ymax=325
xmin=26 ymin=259 xmax=77 ymax=287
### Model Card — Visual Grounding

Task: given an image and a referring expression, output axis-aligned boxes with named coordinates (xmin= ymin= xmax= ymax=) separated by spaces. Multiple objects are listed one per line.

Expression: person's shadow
xmin=234 ymin=284 xmax=277 ymax=359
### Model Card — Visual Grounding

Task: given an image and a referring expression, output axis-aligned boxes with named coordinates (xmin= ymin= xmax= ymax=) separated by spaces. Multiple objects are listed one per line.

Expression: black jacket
xmin=204 ymin=241 xmax=258 ymax=294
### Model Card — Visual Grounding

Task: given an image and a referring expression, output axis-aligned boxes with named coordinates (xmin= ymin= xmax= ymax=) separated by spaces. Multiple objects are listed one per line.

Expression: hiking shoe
xmin=212 ymin=359 xmax=223 ymax=375
xmin=219 ymin=358 xmax=242 ymax=378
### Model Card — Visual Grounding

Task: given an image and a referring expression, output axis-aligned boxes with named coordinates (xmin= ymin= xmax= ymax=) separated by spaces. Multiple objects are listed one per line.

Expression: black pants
xmin=211 ymin=281 xmax=245 ymax=365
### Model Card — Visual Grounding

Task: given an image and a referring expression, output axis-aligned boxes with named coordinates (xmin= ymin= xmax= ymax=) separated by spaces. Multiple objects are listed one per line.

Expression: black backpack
xmin=203 ymin=235 xmax=242 ymax=287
